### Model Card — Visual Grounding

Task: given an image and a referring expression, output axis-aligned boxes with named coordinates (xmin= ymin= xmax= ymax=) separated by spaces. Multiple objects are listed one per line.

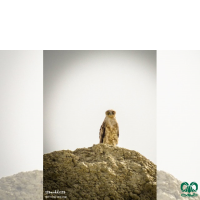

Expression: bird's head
xmin=105 ymin=109 xmax=116 ymax=118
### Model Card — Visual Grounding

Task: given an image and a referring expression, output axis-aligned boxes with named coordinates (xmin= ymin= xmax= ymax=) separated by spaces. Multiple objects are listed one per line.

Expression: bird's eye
xmin=112 ymin=111 xmax=115 ymax=115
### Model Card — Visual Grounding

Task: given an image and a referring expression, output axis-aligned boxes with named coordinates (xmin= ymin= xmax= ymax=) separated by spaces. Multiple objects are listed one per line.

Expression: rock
xmin=43 ymin=143 xmax=156 ymax=200
xmin=0 ymin=170 xmax=43 ymax=200
xmin=157 ymin=170 xmax=200 ymax=200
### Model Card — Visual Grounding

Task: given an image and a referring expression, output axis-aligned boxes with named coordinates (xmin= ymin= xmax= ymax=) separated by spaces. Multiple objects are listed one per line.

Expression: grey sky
xmin=0 ymin=51 xmax=43 ymax=178
xmin=44 ymin=50 xmax=156 ymax=164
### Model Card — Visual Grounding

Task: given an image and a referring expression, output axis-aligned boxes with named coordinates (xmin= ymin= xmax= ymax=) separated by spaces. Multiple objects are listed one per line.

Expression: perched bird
xmin=99 ymin=109 xmax=119 ymax=146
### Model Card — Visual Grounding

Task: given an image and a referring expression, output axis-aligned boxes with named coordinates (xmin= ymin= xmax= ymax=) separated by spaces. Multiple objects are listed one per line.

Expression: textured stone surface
xmin=43 ymin=144 xmax=156 ymax=200
xmin=157 ymin=170 xmax=200 ymax=200
xmin=0 ymin=170 xmax=43 ymax=200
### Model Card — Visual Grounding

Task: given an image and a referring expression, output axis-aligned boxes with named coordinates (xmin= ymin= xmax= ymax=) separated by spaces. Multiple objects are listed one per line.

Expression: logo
xmin=181 ymin=182 xmax=198 ymax=197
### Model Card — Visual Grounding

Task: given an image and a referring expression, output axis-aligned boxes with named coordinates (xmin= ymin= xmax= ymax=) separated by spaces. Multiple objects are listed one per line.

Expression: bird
xmin=99 ymin=109 xmax=119 ymax=146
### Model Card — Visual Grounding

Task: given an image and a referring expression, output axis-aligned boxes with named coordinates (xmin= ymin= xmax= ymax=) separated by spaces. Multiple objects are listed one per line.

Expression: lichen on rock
xmin=43 ymin=144 xmax=156 ymax=200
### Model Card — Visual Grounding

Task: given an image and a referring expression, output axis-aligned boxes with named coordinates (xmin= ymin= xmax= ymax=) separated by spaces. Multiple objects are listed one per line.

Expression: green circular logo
xmin=181 ymin=182 xmax=198 ymax=197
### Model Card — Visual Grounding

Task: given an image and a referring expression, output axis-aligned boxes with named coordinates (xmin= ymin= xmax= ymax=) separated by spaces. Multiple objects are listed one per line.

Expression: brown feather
xmin=117 ymin=127 xmax=119 ymax=138
xmin=99 ymin=121 xmax=106 ymax=143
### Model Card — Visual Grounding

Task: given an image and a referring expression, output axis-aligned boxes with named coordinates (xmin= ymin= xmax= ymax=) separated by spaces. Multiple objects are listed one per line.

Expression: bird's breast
xmin=105 ymin=117 xmax=117 ymax=126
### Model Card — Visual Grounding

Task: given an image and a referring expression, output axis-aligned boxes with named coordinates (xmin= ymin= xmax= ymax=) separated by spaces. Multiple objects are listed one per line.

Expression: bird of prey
xmin=99 ymin=109 xmax=119 ymax=146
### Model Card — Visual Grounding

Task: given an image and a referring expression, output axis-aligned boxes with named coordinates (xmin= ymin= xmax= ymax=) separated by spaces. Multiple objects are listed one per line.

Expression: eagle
xmin=99 ymin=109 xmax=119 ymax=146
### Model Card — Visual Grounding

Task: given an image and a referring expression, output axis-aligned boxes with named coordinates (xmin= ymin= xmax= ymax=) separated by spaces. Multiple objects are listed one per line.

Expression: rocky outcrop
xmin=157 ymin=170 xmax=200 ymax=200
xmin=43 ymin=144 xmax=156 ymax=200
xmin=0 ymin=170 xmax=43 ymax=200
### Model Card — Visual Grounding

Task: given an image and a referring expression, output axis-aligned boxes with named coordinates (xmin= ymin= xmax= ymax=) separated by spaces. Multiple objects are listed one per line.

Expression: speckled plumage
xmin=99 ymin=110 xmax=119 ymax=146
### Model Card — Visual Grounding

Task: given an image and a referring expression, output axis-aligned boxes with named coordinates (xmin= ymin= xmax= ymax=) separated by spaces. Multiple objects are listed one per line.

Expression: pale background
xmin=0 ymin=51 xmax=43 ymax=178
xmin=1 ymin=50 xmax=199 ymax=187
xmin=157 ymin=51 xmax=200 ymax=187
xmin=44 ymin=50 xmax=156 ymax=164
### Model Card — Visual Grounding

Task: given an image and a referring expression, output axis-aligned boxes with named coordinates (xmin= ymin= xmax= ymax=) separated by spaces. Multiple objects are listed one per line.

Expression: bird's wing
xmin=99 ymin=121 xmax=106 ymax=143
xmin=117 ymin=122 xmax=119 ymax=137
xmin=117 ymin=128 xmax=119 ymax=138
